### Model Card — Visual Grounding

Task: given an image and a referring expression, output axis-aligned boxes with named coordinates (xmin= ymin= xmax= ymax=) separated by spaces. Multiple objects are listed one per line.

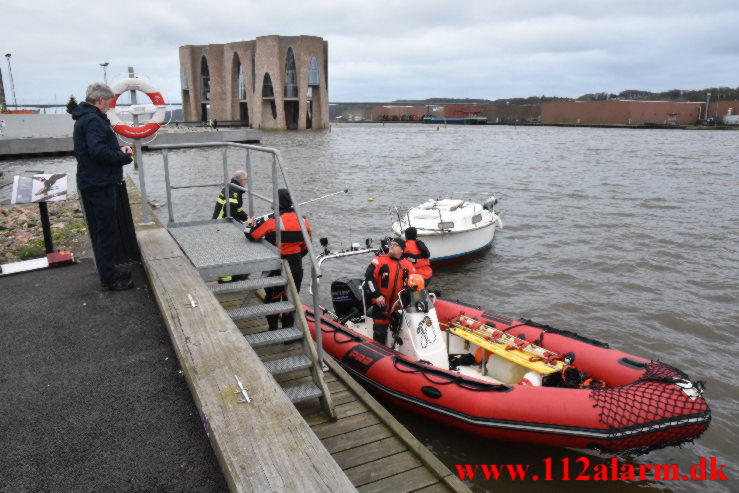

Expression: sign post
xmin=11 ymin=172 xmax=69 ymax=254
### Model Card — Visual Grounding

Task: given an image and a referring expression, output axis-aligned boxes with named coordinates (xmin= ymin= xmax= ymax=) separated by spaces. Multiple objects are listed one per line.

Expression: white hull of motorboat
xmin=391 ymin=197 xmax=502 ymax=262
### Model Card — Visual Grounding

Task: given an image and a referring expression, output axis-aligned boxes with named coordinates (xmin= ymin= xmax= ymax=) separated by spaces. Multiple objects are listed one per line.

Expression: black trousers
xmin=79 ymin=184 xmax=119 ymax=285
xmin=264 ymin=254 xmax=304 ymax=330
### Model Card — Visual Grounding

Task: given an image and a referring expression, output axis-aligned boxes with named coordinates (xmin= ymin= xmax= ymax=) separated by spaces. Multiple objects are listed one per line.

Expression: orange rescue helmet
xmin=408 ymin=273 xmax=425 ymax=291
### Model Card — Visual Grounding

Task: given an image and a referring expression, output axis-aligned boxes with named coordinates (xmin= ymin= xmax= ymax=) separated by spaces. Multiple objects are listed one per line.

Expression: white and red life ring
xmin=107 ymin=78 xmax=166 ymax=139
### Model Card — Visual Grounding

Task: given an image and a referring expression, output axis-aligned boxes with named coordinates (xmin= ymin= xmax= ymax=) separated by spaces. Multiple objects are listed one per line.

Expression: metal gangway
xmin=148 ymin=142 xmax=334 ymax=419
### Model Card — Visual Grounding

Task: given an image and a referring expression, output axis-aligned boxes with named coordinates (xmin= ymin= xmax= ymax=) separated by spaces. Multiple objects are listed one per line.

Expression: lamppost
xmin=99 ymin=62 xmax=109 ymax=84
xmin=4 ymin=53 xmax=17 ymax=108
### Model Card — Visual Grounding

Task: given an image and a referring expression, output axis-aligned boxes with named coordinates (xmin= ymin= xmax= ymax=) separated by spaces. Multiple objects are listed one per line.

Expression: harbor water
xmin=2 ymin=123 xmax=737 ymax=491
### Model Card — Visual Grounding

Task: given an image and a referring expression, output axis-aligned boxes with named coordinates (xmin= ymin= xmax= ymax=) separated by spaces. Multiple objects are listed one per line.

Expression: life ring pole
xmin=127 ymin=66 xmax=154 ymax=225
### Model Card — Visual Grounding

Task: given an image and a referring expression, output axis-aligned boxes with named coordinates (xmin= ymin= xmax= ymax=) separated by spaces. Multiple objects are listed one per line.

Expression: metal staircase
xmin=169 ymin=218 xmax=335 ymax=419
xmin=151 ymin=142 xmax=335 ymax=420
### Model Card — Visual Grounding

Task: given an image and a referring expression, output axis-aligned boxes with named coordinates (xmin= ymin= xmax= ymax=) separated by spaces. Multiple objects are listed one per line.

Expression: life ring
xmin=107 ymin=78 xmax=166 ymax=139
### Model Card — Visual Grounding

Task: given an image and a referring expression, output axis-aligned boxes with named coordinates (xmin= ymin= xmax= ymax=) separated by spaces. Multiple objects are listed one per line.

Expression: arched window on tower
xmin=284 ymin=48 xmax=297 ymax=98
xmin=308 ymin=56 xmax=320 ymax=86
xmin=262 ymin=72 xmax=276 ymax=120
xmin=251 ymin=51 xmax=256 ymax=93
xmin=237 ymin=60 xmax=246 ymax=100
xmin=262 ymin=73 xmax=274 ymax=98
xmin=200 ymin=56 xmax=210 ymax=101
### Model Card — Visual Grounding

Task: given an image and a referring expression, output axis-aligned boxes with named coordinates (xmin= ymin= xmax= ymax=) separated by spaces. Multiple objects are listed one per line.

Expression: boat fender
xmin=107 ymin=78 xmax=166 ymax=139
xmin=520 ymin=371 xmax=543 ymax=387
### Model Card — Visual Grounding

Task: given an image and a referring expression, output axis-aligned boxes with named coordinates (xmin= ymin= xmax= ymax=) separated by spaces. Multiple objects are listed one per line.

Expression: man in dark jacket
xmin=72 ymin=82 xmax=134 ymax=291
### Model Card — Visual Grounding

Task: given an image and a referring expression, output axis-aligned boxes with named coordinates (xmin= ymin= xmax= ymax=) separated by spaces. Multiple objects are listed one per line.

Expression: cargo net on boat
xmin=589 ymin=361 xmax=711 ymax=456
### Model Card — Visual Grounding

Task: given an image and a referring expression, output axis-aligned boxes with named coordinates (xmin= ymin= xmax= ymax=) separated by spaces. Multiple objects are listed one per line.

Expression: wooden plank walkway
xmin=218 ymin=291 xmax=471 ymax=493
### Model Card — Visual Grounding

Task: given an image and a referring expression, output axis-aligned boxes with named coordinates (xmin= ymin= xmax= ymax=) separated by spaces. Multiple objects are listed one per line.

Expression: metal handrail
xmin=149 ymin=141 xmax=326 ymax=363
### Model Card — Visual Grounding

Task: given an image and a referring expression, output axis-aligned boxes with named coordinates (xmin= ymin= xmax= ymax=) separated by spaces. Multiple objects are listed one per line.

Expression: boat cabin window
xmin=472 ymin=214 xmax=482 ymax=224
xmin=438 ymin=221 xmax=454 ymax=230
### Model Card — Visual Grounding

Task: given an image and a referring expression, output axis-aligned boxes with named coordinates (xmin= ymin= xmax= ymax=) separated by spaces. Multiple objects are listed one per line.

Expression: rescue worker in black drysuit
xmin=244 ymin=189 xmax=312 ymax=330
xmin=212 ymin=170 xmax=248 ymax=222
xmin=212 ymin=170 xmax=250 ymax=283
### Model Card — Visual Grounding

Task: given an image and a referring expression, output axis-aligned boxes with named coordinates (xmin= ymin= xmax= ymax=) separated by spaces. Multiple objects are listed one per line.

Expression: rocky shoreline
xmin=0 ymin=196 xmax=91 ymax=264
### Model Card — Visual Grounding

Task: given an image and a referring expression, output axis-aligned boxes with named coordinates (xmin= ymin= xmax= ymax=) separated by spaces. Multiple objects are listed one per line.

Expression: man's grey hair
xmin=85 ymin=82 xmax=114 ymax=103
xmin=233 ymin=170 xmax=247 ymax=182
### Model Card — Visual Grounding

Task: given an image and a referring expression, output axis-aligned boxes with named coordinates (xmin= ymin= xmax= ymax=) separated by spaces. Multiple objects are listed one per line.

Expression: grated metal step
xmin=168 ymin=220 xmax=281 ymax=279
xmin=265 ymin=354 xmax=313 ymax=375
xmin=245 ymin=327 xmax=303 ymax=348
xmin=209 ymin=276 xmax=287 ymax=295
xmin=284 ymin=382 xmax=323 ymax=404
xmin=227 ymin=301 xmax=295 ymax=321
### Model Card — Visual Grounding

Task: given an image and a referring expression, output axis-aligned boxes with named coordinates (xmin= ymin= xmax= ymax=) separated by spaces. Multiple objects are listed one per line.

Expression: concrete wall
xmin=0 ymin=114 xmax=74 ymax=138
xmin=180 ymin=36 xmax=329 ymax=130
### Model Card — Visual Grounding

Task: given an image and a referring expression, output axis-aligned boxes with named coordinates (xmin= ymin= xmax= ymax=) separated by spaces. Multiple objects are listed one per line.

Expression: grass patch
xmin=16 ymin=245 xmax=46 ymax=260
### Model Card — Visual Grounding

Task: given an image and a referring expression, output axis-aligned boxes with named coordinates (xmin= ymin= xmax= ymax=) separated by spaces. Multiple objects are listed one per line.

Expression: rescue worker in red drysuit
xmin=364 ymin=238 xmax=415 ymax=344
xmin=244 ymin=189 xmax=312 ymax=330
xmin=402 ymin=226 xmax=432 ymax=287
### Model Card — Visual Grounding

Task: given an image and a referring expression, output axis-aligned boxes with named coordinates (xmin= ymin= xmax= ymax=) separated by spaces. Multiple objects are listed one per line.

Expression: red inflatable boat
xmin=305 ymin=278 xmax=711 ymax=455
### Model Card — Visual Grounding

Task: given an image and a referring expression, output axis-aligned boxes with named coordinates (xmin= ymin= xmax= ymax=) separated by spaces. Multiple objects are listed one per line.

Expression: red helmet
xmin=408 ymin=273 xmax=425 ymax=291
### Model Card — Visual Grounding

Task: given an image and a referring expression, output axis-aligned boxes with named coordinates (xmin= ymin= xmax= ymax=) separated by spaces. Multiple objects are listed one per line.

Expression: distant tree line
xmin=391 ymin=86 xmax=739 ymax=105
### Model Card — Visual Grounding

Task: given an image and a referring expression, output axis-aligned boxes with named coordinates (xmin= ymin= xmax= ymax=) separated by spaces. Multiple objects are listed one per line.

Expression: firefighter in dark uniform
xmin=213 ymin=170 xmax=250 ymax=283
xmin=212 ymin=170 xmax=248 ymax=222
xmin=364 ymin=238 xmax=415 ymax=344
xmin=402 ymin=226 xmax=432 ymax=286
xmin=244 ymin=189 xmax=311 ymax=330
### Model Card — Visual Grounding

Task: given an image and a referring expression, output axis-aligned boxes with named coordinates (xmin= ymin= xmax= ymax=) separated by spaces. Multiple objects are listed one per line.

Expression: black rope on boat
xmin=392 ymin=358 xmax=512 ymax=392
xmin=304 ymin=310 xmax=362 ymax=344
xmin=519 ymin=318 xmax=610 ymax=348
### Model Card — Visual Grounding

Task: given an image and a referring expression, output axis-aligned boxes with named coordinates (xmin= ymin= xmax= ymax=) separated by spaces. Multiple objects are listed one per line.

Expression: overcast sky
xmin=3 ymin=0 xmax=738 ymax=106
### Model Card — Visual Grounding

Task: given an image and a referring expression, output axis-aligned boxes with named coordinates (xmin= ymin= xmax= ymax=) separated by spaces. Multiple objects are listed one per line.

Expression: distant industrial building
xmin=367 ymin=104 xmax=539 ymax=123
xmin=179 ymin=35 xmax=329 ymax=130
xmin=541 ymin=100 xmax=739 ymax=125
xmin=346 ymin=99 xmax=739 ymax=126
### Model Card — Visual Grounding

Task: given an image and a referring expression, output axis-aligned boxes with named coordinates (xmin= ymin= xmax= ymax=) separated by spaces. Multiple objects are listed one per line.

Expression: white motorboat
xmin=391 ymin=196 xmax=502 ymax=262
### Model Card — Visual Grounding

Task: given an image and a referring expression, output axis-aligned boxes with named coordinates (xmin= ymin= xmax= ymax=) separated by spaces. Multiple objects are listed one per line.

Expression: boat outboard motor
xmin=331 ymin=277 xmax=366 ymax=323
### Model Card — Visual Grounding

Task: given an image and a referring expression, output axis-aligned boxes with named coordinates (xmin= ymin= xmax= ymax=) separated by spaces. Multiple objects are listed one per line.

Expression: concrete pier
xmin=0 ymin=127 xmax=261 ymax=159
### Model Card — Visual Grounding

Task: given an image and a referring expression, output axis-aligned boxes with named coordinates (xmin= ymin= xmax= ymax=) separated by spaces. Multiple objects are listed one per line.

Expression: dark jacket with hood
xmin=72 ymin=102 xmax=132 ymax=191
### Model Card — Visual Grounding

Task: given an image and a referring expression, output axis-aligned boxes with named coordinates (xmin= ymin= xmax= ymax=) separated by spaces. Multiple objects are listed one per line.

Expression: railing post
xmin=162 ymin=149 xmax=174 ymax=223
xmin=222 ymin=147 xmax=230 ymax=219
xmin=246 ymin=149 xmax=254 ymax=217
xmin=272 ymin=155 xmax=281 ymax=253
xmin=312 ymin=265 xmax=324 ymax=366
